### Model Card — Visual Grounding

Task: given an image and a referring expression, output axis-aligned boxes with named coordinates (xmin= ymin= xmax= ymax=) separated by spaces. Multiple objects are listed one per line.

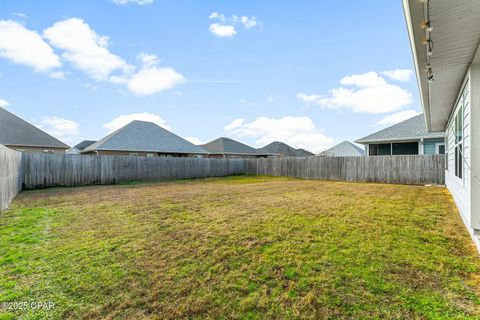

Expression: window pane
xmin=438 ymin=145 xmax=445 ymax=154
xmin=369 ymin=144 xmax=390 ymax=156
xmin=392 ymin=142 xmax=419 ymax=155
xmin=459 ymin=143 xmax=463 ymax=179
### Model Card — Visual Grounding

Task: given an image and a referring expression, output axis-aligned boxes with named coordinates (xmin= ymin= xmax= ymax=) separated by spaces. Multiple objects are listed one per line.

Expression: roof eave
xmin=402 ymin=0 xmax=432 ymax=132
xmin=356 ymin=135 xmax=444 ymax=144
xmin=81 ymin=148 xmax=209 ymax=154
xmin=3 ymin=143 xmax=69 ymax=149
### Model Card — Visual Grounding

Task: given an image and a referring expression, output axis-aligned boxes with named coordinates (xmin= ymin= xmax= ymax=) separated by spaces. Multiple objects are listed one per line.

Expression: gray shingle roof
xmin=74 ymin=140 xmax=96 ymax=151
xmin=0 ymin=107 xmax=69 ymax=149
xmin=257 ymin=141 xmax=303 ymax=157
xmin=319 ymin=141 xmax=365 ymax=157
xmin=83 ymin=120 xmax=208 ymax=154
xmin=355 ymin=114 xmax=444 ymax=144
xmin=296 ymin=148 xmax=314 ymax=157
xmin=200 ymin=137 xmax=257 ymax=154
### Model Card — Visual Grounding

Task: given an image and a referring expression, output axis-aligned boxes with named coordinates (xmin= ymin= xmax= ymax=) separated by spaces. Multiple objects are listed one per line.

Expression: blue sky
xmin=0 ymin=0 xmax=421 ymax=152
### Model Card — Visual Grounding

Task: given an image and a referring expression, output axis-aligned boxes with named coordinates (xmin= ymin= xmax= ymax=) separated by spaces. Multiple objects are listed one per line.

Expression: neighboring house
xmin=200 ymin=137 xmax=264 ymax=158
xmin=66 ymin=147 xmax=80 ymax=155
xmin=403 ymin=1 xmax=480 ymax=248
xmin=355 ymin=114 xmax=445 ymax=156
xmin=257 ymin=141 xmax=312 ymax=157
xmin=296 ymin=148 xmax=315 ymax=157
xmin=82 ymin=120 xmax=208 ymax=157
xmin=319 ymin=141 xmax=365 ymax=157
xmin=74 ymin=140 xmax=96 ymax=152
xmin=0 ymin=107 xmax=69 ymax=153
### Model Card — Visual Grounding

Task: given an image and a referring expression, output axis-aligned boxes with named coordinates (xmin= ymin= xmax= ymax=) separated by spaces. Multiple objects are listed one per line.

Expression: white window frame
xmin=435 ymin=142 xmax=445 ymax=155
xmin=452 ymin=81 xmax=467 ymax=182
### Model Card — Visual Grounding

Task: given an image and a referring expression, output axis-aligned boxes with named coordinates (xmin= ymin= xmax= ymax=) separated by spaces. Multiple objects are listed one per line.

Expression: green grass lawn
xmin=1 ymin=176 xmax=480 ymax=319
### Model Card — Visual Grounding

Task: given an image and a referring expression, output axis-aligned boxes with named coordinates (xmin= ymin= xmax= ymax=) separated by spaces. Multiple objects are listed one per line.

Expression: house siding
xmin=445 ymin=71 xmax=474 ymax=244
xmin=6 ymin=145 xmax=67 ymax=154
xmin=423 ymin=139 xmax=444 ymax=155
xmin=94 ymin=150 xmax=207 ymax=158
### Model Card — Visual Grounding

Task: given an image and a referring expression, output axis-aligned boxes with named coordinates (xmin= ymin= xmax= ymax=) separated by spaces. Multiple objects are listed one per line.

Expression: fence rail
xmin=245 ymin=155 xmax=445 ymax=185
xmin=0 ymin=145 xmax=23 ymax=210
xmin=21 ymin=153 xmax=245 ymax=190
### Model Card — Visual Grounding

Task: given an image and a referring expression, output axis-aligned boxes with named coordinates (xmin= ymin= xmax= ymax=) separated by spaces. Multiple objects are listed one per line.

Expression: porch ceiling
xmin=403 ymin=0 xmax=480 ymax=132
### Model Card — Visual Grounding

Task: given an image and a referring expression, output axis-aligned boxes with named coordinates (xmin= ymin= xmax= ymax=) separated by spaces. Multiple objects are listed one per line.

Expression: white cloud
xmin=209 ymin=23 xmax=236 ymax=38
xmin=377 ymin=110 xmax=420 ymax=126
xmin=0 ymin=99 xmax=9 ymax=107
xmin=185 ymin=137 xmax=203 ymax=145
xmin=127 ymin=67 xmax=185 ymax=96
xmin=240 ymin=16 xmax=257 ymax=29
xmin=209 ymin=12 xmax=225 ymax=21
xmin=341 ymin=72 xmax=386 ymax=87
xmin=381 ymin=69 xmax=413 ymax=82
xmin=34 ymin=116 xmax=80 ymax=145
xmin=111 ymin=0 xmax=153 ymax=5
xmin=49 ymin=71 xmax=65 ymax=79
xmin=224 ymin=116 xmax=335 ymax=152
xmin=224 ymin=118 xmax=245 ymax=130
xmin=12 ymin=13 xmax=27 ymax=19
xmin=297 ymin=71 xmax=413 ymax=114
xmin=0 ymin=20 xmax=61 ymax=72
xmin=103 ymin=113 xmax=171 ymax=133
xmin=297 ymin=93 xmax=323 ymax=103
xmin=208 ymin=12 xmax=258 ymax=37
xmin=137 ymin=52 xmax=159 ymax=68
xmin=124 ymin=52 xmax=184 ymax=95
xmin=43 ymin=18 xmax=132 ymax=81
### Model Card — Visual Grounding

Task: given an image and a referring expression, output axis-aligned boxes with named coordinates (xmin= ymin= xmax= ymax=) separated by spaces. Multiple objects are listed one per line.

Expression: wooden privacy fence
xmin=245 ymin=155 xmax=445 ymax=185
xmin=0 ymin=152 xmax=445 ymax=210
xmin=0 ymin=145 xmax=23 ymax=210
xmin=22 ymin=153 xmax=245 ymax=190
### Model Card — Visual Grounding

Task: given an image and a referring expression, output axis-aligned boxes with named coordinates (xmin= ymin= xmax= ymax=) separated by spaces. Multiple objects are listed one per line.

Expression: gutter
xmin=355 ymin=135 xmax=444 ymax=145
xmin=402 ymin=0 xmax=432 ymax=131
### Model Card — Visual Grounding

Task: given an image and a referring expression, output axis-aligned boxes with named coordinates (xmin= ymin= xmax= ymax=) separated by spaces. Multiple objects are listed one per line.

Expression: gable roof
xmin=200 ymin=137 xmax=257 ymax=154
xmin=319 ymin=141 xmax=364 ymax=157
xmin=257 ymin=141 xmax=301 ymax=157
xmin=355 ymin=114 xmax=444 ymax=144
xmin=74 ymin=140 xmax=96 ymax=151
xmin=83 ymin=120 xmax=208 ymax=154
xmin=296 ymin=148 xmax=314 ymax=157
xmin=0 ymin=107 xmax=69 ymax=149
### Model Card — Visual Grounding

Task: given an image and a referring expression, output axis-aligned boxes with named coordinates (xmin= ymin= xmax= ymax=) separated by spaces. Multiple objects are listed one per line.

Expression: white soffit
xmin=403 ymin=0 xmax=480 ymax=132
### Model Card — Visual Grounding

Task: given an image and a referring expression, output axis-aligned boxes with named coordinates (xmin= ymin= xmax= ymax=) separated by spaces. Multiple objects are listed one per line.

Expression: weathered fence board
xmin=21 ymin=153 xmax=246 ymax=189
xmin=245 ymin=155 xmax=445 ymax=185
xmin=0 ymin=145 xmax=23 ymax=210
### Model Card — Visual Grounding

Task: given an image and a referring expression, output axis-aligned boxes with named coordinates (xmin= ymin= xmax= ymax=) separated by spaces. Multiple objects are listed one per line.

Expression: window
xmin=129 ymin=153 xmax=138 ymax=157
xmin=369 ymin=144 xmax=391 ymax=156
xmin=436 ymin=143 xmax=445 ymax=155
xmin=146 ymin=153 xmax=154 ymax=157
xmin=392 ymin=142 xmax=418 ymax=155
xmin=369 ymin=142 xmax=419 ymax=156
xmin=445 ymin=139 xmax=448 ymax=170
xmin=454 ymin=97 xmax=464 ymax=179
